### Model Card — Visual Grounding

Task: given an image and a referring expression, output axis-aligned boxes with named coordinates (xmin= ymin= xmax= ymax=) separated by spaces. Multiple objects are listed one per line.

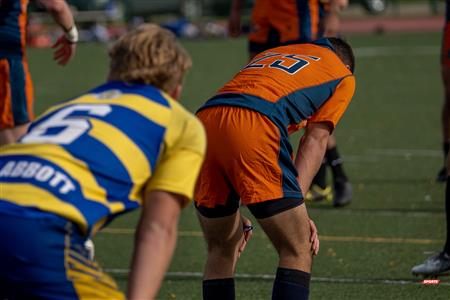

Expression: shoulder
xmin=164 ymin=96 xmax=206 ymax=154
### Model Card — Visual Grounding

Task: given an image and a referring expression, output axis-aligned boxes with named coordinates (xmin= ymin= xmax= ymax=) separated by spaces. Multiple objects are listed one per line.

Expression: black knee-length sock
xmin=272 ymin=267 xmax=310 ymax=300
xmin=203 ymin=278 xmax=235 ymax=300
xmin=444 ymin=176 xmax=450 ymax=255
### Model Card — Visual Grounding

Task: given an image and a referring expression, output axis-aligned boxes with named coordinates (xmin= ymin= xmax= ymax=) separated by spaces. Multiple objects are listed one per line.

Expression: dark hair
xmin=328 ymin=37 xmax=355 ymax=73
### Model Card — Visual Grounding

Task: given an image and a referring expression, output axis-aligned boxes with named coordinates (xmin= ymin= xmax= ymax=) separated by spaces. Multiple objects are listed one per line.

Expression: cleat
xmin=436 ymin=167 xmax=447 ymax=183
xmin=333 ymin=180 xmax=352 ymax=207
xmin=305 ymin=185 xmax=332 ymax=202
xmin=411 ymin=252 xmax=450 ymax=276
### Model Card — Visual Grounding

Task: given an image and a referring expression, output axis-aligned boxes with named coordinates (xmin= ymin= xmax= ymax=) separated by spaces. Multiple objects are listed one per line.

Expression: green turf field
xmin=28 ymin=31 xmax=449 ymax=299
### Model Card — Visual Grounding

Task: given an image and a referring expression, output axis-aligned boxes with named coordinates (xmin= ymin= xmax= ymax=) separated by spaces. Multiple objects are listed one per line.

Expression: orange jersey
xmin=250 ymin=0 xmax=324 ymax=44
xmin=0 ymin=0 xmax=29 ymax=57
xmin=199 ymin=39 xmax=355 ymax=134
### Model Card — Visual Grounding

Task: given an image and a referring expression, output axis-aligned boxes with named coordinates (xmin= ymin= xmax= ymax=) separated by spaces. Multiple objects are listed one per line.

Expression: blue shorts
xmin=0 ymin=201 xmax=124 ymax=300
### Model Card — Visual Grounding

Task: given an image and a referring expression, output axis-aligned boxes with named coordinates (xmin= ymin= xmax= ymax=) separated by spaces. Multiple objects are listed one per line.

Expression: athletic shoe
xmin=411 ymin=252 xmax=450 ymax=276
xmin=305 ymin=185 xmax=332 ymax=202
xmin=332 ymin=180 xmax=352 ymax=207
xmin=436 ymin=167 xmax=447 ymax=183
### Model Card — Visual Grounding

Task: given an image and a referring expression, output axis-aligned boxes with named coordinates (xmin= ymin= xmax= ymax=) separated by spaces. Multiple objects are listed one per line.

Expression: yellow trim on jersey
xmin=41 ymin=94 xmax=171 ymax=127
xmin=1 ymin=144 xmax=124 ymax=213
xmin=65 ymin=228 xmax=124 ymax=300
xmin=2 ymin=182 xmax=87 ymax=229
xmin=88 ymin=119 xmax=150 ymax=202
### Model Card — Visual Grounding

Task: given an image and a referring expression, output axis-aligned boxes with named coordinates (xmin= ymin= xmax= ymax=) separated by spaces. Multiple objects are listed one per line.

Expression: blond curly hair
xmin=108 ymin=24 xmax=192 ymax=93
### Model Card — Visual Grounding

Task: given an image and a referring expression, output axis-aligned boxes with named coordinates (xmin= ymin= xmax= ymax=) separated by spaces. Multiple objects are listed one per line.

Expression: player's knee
xmin=206 ymin=239 xmax=239 ymax=259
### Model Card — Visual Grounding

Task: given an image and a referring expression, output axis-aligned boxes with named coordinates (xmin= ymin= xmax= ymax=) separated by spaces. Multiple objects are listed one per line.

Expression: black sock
xmin=444 ymin=177 xmax=450 ymax=255
xmin=444 ymin=142 xmax=450 ymax=168
xmin=272 ymin=267 xmax=310 ymax=300
xmin=444 ymin=142 xmax=449 ymax=158
xmin=325 ymin=147 xmax=348 ymax=183
xmin=311 ymin=159 xmax=327 ymax=189
xmin=203 ymin=278 xmax=235 ymax=300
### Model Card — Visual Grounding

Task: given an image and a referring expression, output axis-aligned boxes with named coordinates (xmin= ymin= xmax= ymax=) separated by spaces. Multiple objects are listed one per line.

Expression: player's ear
xmin=169 ymin=84 xmax=183 ymax=100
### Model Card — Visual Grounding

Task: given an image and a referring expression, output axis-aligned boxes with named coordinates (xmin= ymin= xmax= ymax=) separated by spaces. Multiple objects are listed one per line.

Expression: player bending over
xmin=195 ymin=37 xmax=355 ymax=300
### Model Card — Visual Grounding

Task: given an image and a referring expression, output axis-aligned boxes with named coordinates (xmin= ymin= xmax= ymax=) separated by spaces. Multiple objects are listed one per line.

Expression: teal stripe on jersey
xmin=199 ymin=77 xmax=344 ymax=129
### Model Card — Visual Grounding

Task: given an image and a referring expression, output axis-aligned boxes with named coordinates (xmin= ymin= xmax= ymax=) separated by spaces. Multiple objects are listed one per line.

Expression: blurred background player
xmin=0 ymin=0 xmax=77 ymax=146
xmin=411 ymin=0 xmax=450 ymax=277
xmin=0 ymin=24 xmax=206 ymax=299
xmin=228 ymin=0 xmax=352 ymax=207
xmin=437 ymin=0 xmax=450 ymax=182
xmin=195 ymin=38 xmax=355 ymax=300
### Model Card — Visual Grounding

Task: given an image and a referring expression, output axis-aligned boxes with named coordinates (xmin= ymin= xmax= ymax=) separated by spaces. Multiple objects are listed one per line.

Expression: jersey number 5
xmin=22 ymin=105 xmax=112 ymax=145
xmin=244 ymin=53 xmax=320 ymax=75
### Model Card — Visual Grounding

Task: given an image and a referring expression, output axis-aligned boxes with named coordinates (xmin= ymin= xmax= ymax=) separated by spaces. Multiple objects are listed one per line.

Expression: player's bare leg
xmin=256 ymin=203 xmax=313 ymax=299
xmin=0 ymin=123 xmax=29 ymax=146
xmin=197 ymin=210 xmax=251 ymax=299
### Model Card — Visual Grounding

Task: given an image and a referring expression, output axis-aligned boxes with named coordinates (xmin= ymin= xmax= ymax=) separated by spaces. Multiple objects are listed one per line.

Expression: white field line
xmin=366 ymin=148 xmax=442 ymax=158
xmin=354 ymin=46 xmax=439 ymax=58
xmin=308 ymin=208 xmax=444 ymax=218
xmin=104 ymin=269 xmax=450 ymax=286
xmin=99 ymin=228 xmax=443 ymax=245
xmin=332 ymin=148 xmax=442 ymax=163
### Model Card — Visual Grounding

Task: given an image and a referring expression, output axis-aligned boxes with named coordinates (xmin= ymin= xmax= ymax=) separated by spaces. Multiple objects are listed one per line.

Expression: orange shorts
xmin=194 ymin=106 xmax=302 ymax=210
xmin=249 ymin=0 xmax=321 ymax=54
xmin=0 ymin=56 xmax=34 ymax=129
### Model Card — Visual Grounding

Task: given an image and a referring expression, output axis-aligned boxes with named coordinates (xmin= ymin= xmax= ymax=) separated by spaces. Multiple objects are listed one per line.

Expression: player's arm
xmin=294 ymin=122 xmax=330 ymax=256
xmin=229 ymin=0 xmax=244 ymax=37
xmin=294 ymin=122 xmax=331 ymax=197
xmin=37 ymin=0 xmax=77 ymax=65
xmin=297 ymin=75 xmax=355 ymax=192
xmin=127 ymin=106 xmax=206 ymax=299
xmin=127 ymin=190 xmax=184 ymax=300
xmin=323 ymin=0 xmax=348 ymax=37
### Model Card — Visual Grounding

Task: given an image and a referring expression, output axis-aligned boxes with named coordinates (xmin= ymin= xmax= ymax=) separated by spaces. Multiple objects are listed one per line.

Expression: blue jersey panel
xmin=0 ymin=0 xmax=24 ymax=57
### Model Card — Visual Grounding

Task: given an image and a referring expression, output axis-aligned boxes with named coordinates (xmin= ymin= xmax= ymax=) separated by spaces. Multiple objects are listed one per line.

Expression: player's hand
xmin=309 ymin=219 xmax=320 ymax=256
xmin=228 ymin=10 xmax=241 ymax=37
xmin=52 ymin=35 xmax=76 ymax=66
xmin=238 ymin=216 xmax=253 ymax=257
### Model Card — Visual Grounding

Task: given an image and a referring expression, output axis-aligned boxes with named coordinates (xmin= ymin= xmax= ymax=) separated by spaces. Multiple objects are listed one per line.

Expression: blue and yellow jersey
xmin=0 ymin=81 xmax=206 ymax=236
xmin=0 ymin=0 xmax=28 ymax=57
xmin=199 ymin=39 xmax=355 ymax=134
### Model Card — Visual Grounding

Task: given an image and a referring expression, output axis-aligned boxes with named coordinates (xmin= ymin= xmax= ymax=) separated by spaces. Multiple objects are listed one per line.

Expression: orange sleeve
xmin=308 ymin=75 xmax=355 ymax=130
